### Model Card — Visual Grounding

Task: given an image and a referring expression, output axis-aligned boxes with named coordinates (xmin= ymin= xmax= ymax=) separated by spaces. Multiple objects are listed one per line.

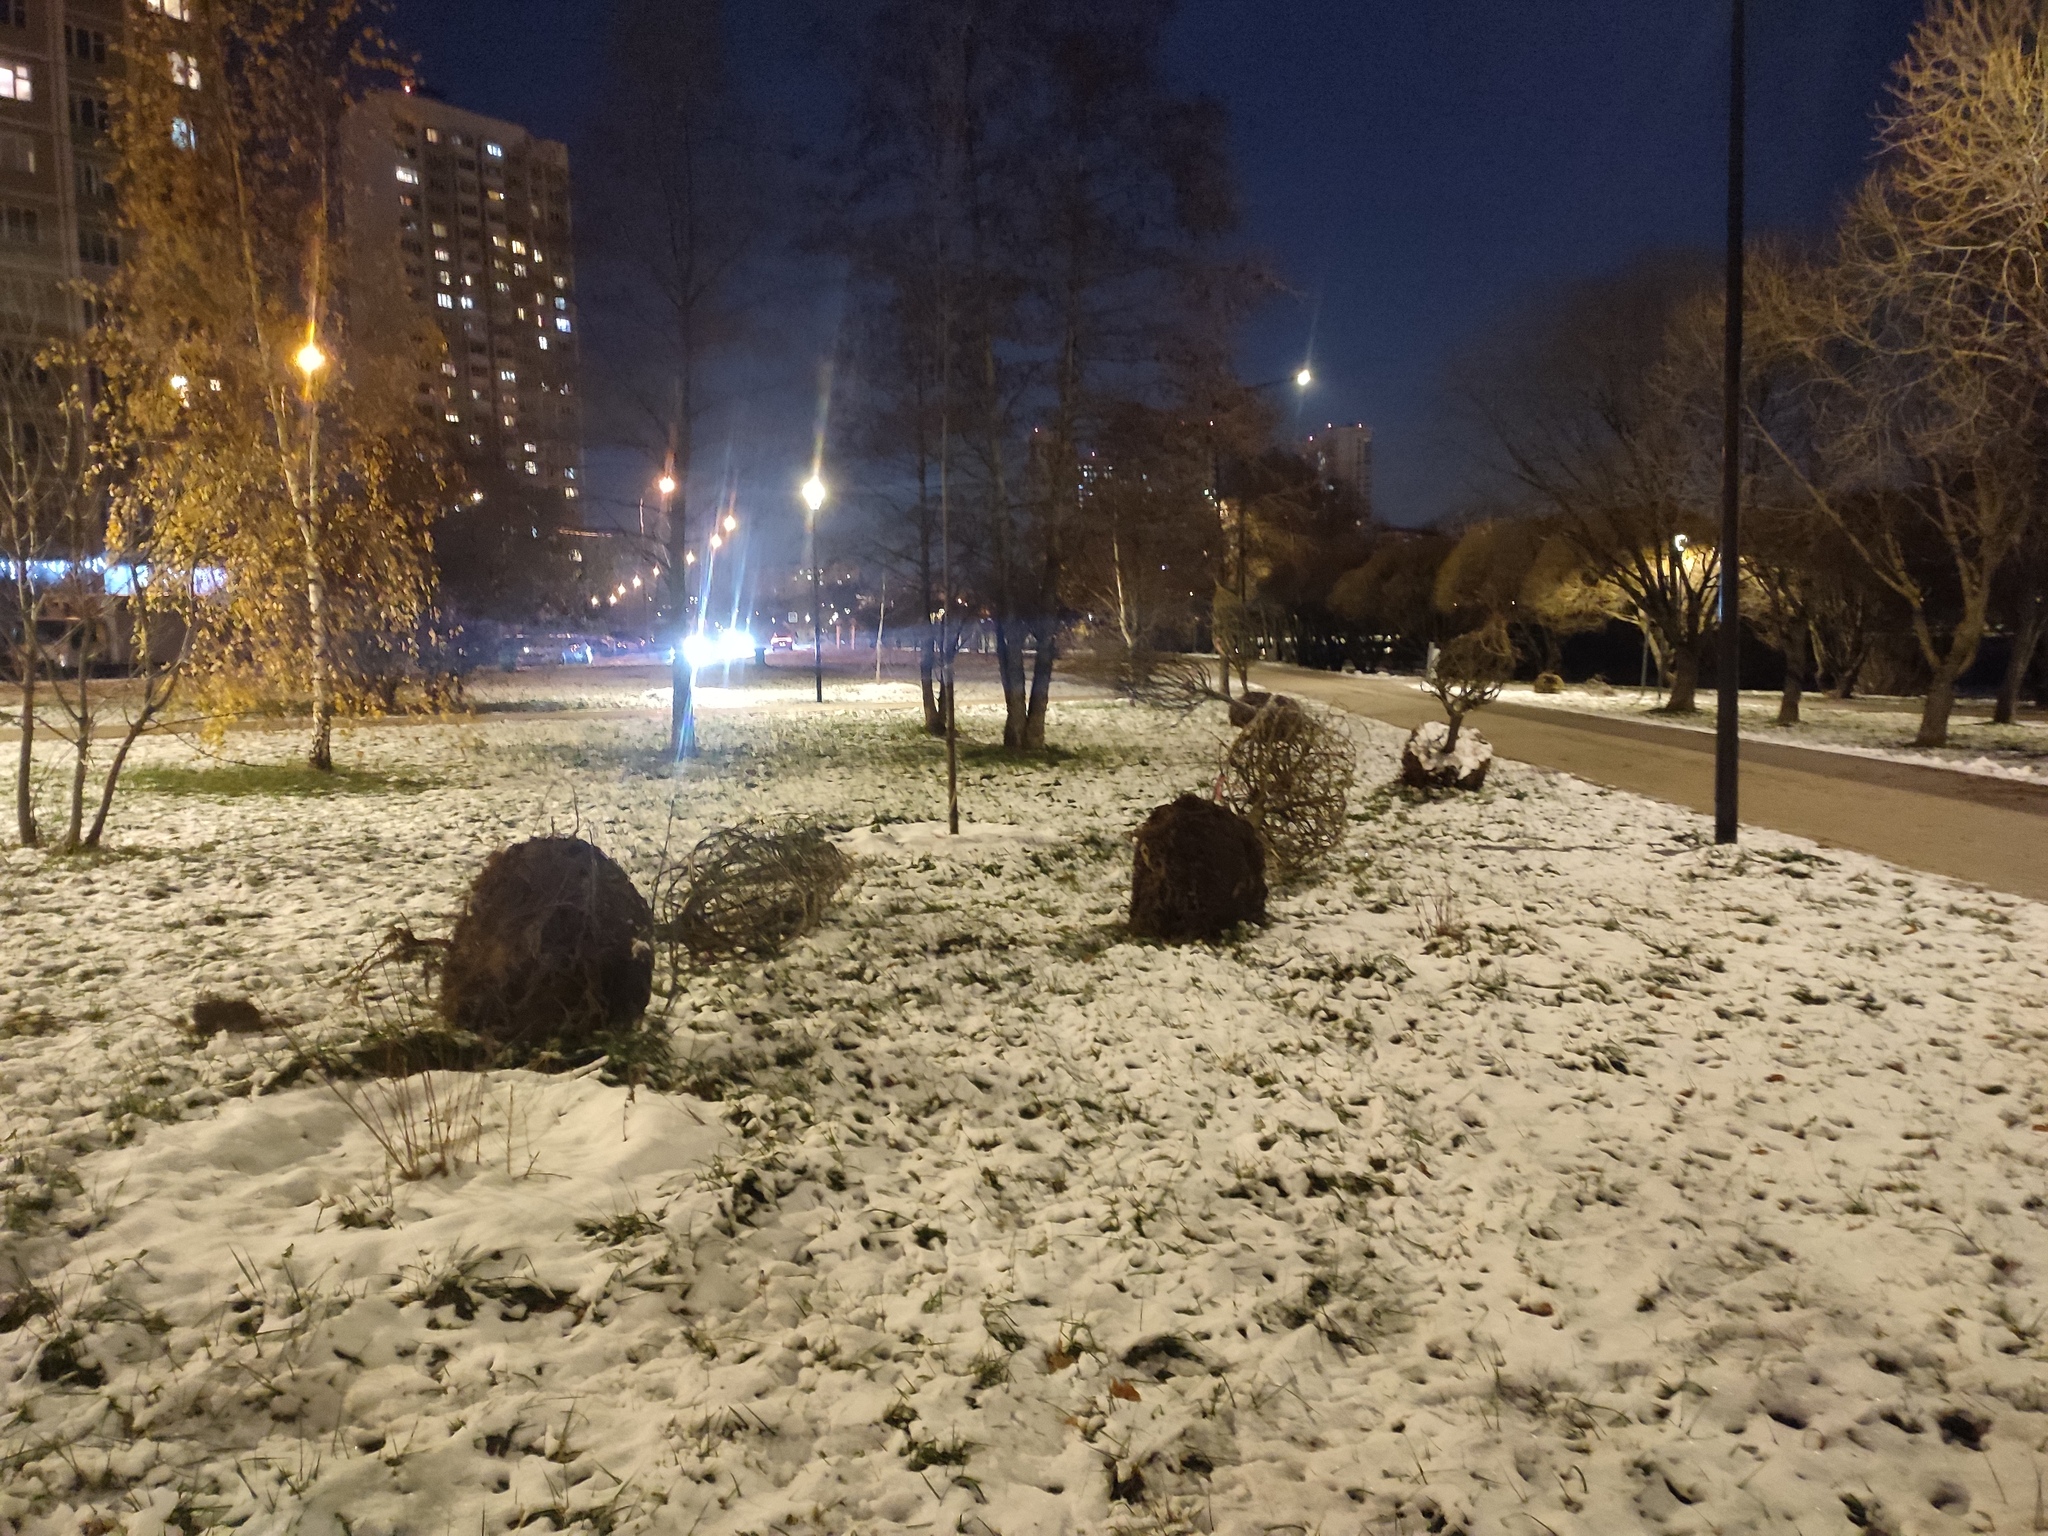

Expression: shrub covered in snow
xmin=1400 ymin=718 xmax=1494 ymax=790
xmin=659 ymin=819 xmax=853 ymax=963
xmin=1216 ymin=698 xmax=1354 ymax=877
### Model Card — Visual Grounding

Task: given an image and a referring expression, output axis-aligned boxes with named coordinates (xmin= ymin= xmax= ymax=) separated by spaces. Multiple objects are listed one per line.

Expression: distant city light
xmin=801 ymin=474 xmax=826 ymax=513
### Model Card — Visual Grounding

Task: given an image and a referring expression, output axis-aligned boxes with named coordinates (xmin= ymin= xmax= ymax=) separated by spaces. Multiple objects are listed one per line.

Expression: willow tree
xmin=103 ymin=0 xmax=442 ymax=771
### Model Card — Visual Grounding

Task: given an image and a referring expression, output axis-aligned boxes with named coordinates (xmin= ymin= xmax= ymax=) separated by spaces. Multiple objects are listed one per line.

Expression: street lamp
xmin=1294 ymin=366 xmax=1313 ymax=389
xmin=294 ymin=340 xmax=327 ymax=380
xmin=802 ymin=473 xmax=827 ymax=702
xmin=1715 ymin=0 xmax=1746 ymax=845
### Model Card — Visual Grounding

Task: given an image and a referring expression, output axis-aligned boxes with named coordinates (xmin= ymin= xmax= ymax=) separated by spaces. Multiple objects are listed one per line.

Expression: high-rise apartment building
xmin=0 ymin=0 xmax=128 ymax=344
xmin=340 ymin=90 xmax=582 ymax=518
xmin=1303 ymin=422 xmax=1373 ymax=523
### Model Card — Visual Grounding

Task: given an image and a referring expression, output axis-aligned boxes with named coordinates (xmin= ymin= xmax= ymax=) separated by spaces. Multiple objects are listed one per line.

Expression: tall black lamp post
xmin=1716 ymin=0 xmax=1746 ymax=844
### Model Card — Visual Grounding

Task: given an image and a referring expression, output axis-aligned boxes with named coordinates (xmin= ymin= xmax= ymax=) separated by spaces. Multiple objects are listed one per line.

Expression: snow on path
xmin=1 ymin=696 xmax=2045 ymax=1535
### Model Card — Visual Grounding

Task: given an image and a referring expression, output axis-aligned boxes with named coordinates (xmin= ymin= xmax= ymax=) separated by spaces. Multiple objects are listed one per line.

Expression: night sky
xmin=395 ymin=0 xmax=1927 ymax=534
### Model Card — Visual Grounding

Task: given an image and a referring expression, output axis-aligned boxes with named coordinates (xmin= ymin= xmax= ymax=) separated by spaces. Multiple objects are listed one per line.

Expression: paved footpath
xmin=1255 ymin=665 xmax=2048 ymax=903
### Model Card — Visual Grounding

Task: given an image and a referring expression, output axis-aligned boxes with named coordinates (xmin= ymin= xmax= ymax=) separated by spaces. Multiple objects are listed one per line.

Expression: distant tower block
xmin=1303 ymin=423 xmax=1373 ymax=524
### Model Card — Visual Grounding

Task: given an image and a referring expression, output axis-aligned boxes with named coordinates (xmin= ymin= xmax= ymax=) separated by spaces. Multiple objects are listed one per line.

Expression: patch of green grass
xmin=126 ymin=764 xmax=437 ymax=798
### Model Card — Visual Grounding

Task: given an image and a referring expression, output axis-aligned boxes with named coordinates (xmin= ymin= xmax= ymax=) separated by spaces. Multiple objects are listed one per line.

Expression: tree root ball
xmin=1129 ymin=795 xmax=1267 ymax=943
xmin=439 ymin=836 xmax=654 ymax=1050
xmin=1400 ymin=721 xmax=1493 ymax=791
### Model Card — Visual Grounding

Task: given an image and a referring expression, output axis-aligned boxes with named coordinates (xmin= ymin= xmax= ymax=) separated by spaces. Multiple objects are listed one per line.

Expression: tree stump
xmin=439 ymin=836 xmax=654 ymax=1051
xmin=1128 ymin=795 xmax=1267 ymax=942
xmin=1398 ymin=721 xmax=1493 ymax=791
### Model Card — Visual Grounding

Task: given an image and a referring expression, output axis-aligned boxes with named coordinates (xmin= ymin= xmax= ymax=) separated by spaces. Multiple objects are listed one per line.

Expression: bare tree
xmin=0 ymin=283 xmax=91 ymax=847
xmin=587 ymin=0 xmax=777 ymax=760
xmin=1457 ymin=258 xmax=1721 ymax=711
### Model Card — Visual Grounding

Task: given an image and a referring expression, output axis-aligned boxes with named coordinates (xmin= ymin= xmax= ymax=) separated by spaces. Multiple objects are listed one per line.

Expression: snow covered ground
xmin=1486 ymin=681 xmax=2048 ymax=787
xmin=3 ymin=676 xmax=2047 ymax=1535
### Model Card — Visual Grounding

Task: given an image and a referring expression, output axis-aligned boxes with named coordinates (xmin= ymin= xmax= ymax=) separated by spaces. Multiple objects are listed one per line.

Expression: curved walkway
xmin=1256 ymin=665 xmax=2048 ymax=902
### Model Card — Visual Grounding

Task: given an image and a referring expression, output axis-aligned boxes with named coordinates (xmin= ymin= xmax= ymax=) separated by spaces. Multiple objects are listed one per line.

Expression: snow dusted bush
xmin=1216 ymin=698 xmax=1355 ymax=878
xmin=658 ymin=819 xmax=852 ymax=963
xmin=1400 ymin=719 xmax=1494 ymax=791
xmin=1533 ymin=670 xmax=1565 ymax=694
xmin=1406 ymin=624 xmax=1510 ymax=791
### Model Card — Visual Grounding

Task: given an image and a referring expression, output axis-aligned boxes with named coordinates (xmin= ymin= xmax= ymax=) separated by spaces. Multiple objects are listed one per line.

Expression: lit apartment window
xmin=396 ymin=165 xmax=420 ymax=185
xmin=495 ymin=281 xmax=510 ymax=295
xmin=425 ymin=127 xmax=440 ymax=144
xmin=511 ymin=263 xmax=526 ymax=277
xmin=564 ymin=487 xmax=577 ymax=500
xmin=171 ymin=118 xmax=196 ymax=150
xmin=501 ymin=414 xmax=514 ymax=427
xmin=437 ymin=270 xmax=450 ymax=286
xmin=554 ymin=297 xmax=566 ymax=310
xmin=433 ymin=247 xmax=450 ymax=262
xmin=510 ymin=240 xmax=526 ymax=255
xmin=555 ymin=318 xmax=571 ymax=333
xmin=431 ymin=221 xmax=448 ymax=237
xmin=498 ymin=369 xmax=516 ymax=382
xmin=459 ymin=296 xmax=475 ymax=310
xmin=436 ymin=293 xmax=454 ymax=309
xmin=440 ymin=362 xmax=458 ymax=376
xmin=467 ymin=432 xmax=481 ymax=447
xmin=146 ymin=0 xmax=193 ymax=18
xmin=486 ymin=142 xmax=504 ymax=158
xmin=0 ymin=61 xmax=32 ymax=101
xmin=444 ymin=411 xmax=460 ymax=423
xmin=169 ymin=52 xmax=201 ymax=89
xmin=564 ymin=467 xmax=576 ymax=480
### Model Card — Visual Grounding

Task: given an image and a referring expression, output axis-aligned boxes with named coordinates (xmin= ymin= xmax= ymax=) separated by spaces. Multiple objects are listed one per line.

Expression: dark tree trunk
xmin=1663 ymin=644 xmax=1701 ymax=714
xmin=1993 ymin=596 xmax=2043 ymax=726
xmin=1918 ymin=671 xmax=1958 ymax=748
xmin=995 ymin=620 xmax=1029 ymax=748
xmin=1776 ymin=622 xmax=1806 ymax=727
xmin=1023 ymin=631 xmax=1054 ymax=749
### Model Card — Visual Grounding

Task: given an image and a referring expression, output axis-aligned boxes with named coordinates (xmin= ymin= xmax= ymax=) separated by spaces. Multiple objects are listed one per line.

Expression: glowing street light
xmin=723 ymin=512 xmax=737 ymax=534
xmin=294 ymin=340 xmax=327 ymax=378
xmin=657 ymin=474 xmax=677 ymax=497
xmin=1295 ymin=366 xmax=1313 ymax=388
